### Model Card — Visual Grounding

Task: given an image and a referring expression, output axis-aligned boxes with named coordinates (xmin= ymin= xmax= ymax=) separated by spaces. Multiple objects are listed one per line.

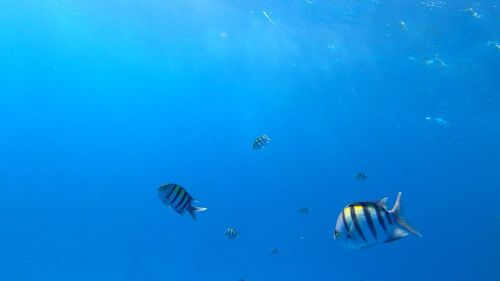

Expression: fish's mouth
xmin=334 ymin=230 xmax=341 ymax=240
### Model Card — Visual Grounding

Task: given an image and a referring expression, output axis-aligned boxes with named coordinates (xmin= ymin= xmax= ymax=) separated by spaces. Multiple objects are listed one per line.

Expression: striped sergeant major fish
xmin=253 ymin=134 xmax=271 ymax=150
xmin=224 ymin=227 xmax=239 ymax=240
xmin=158 ymin=183 xmax=207 ymax=221
xmin=334 ymin=192 xmax=422 ymax=249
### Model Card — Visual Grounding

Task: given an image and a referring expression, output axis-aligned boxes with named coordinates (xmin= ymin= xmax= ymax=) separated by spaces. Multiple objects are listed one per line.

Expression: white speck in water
xmin=262 ymin=10 xmax=277 ymax=25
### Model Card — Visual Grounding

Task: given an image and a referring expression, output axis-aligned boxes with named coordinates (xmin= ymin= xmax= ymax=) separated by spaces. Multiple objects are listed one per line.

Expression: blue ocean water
xmin=0 ymin=0 xmax=499 ymax=280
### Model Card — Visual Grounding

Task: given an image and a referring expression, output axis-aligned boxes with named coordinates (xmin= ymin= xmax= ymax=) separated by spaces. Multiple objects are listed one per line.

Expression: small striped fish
xmin=158 ymin=183 xmax=207 ymax=221
xmin=224 ymin=227 xmax=239 ymax=240
xmin=253 ymin=134 xmax=271 ymax=150
xmin=334 ymin=192 xmax=422 ymax=249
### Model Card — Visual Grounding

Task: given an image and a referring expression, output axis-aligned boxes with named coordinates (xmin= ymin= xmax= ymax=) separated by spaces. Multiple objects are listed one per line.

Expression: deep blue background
xmin=0 ymin=1 xmax=498 ymax=280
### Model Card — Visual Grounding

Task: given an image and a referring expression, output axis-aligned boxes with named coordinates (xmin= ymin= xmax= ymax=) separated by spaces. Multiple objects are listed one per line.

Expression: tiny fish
xmin=334 ymin=192 xmax=422 ymax=249
xmin=355 ymin=172 xmax=368 ymax=180
xmin=253 ymin=134 xmax=271 ymax=150
xmin=270 ymin=247 xmax=279 ymax=255
xmin=225 ymin=227 xmax=239 ymax=240
xmin=299 ymin=207 xmax=310 ymax=214
xmin=158 ymin=183 xmax=207 ymax=221
xmin=399 ymin=21 xmax=408 ymax=30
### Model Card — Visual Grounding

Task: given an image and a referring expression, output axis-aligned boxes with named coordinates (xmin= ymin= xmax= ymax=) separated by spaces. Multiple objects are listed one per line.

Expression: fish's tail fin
xmin=390 ymin=192 xmax=423 ymax=238
xmin=188 ymin=206 xmax=207 ymax=221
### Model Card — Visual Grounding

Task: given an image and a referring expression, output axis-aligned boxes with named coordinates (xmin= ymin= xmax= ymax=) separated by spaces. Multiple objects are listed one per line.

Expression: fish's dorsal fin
xmin=389 ymin=192 xmax=402 ymax=215
xmin=376 ymin=197 xmax=388 ymax=208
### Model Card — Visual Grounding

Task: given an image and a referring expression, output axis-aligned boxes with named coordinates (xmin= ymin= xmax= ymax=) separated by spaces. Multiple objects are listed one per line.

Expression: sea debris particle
xmin=465 ymin=8 xmax=482 ymax=18
xmin=487 ymin=41 xmax=500 ymax=50
xmin=425 ymin=116 xmax=451 ymax=127
xmin=421 ymin=0 xmax=444 ymax=9
xmin=262 ymin=10 xmax=277 ymax=25
xmin=423 ymin=55 xmax=447 ymax=68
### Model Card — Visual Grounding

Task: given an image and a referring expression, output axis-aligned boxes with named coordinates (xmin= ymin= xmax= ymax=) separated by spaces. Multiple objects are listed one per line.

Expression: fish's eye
xmin=334 ymin=230 xmax=341 ymax=238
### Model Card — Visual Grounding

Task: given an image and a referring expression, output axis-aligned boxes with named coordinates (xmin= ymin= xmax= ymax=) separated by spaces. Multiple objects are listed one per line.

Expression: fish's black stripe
xmin=341 ymin=208 xmax=354 ymax=239
xmin=350 ymin=206 xmax=367 ymax=242
xmin=373 ymin=203 xmax=387 ymax=233
xmin=226 ymin=228 xmax=237 ymax=239
xmin=177 ymin=194 xmax=190 ymax=212
xmin=170 ymin=187 xmax=182 ymax=205
xmin=361 ymin=203 xmax=377 ymax=239
xmin=166 ymin=185 xmax=177 ymax=199
xmin=342 ymin=209 xmax=348 ymax=232
xmin=383 ymin=209 xmax=393 ymax=225
xmin=180 ymin=196 xmax=192 ymax=212
xmin=175 ymin=191 xmax=188 ymax=209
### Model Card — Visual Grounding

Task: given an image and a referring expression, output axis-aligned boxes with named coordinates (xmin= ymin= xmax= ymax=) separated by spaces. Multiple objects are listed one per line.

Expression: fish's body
xmin=158 ymin=183 xmax=207 ymax=221
xmin=334 ymin=192 xmax=421 ymax=249
xmin=253 ymin=134 xmax=271 ymax=150
xmin=224 ymin=227 xmax=239 ymax=240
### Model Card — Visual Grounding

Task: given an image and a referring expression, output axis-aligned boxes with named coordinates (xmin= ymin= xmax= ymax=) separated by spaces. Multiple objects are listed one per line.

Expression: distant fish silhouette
xmin=253 ymin=134 xmax=271 ymax=150
xmin=158 ymin=183 xmax=207 ymax=221
xmin=270 ymin=247 xmax=279 ymax=255
xmin=355 ymin=172 xmax=368 ymax=180
xmin=225 ymin=227 xmax=239 ymax=240
xmin=299 ymin=207 xmax=310 ymax=214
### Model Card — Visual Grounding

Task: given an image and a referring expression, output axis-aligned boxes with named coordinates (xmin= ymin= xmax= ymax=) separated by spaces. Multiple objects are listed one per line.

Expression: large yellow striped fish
xmin=158 ymin=183 xmax=207 ymax=221
xmin=334 ymin=192 xmax=422 ymax=249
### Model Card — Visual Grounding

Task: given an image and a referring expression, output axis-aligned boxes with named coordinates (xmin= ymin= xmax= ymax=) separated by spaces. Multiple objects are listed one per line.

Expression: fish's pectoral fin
xmin=384 ymin=228 xmax=409 ymax=243
xmin=347 ymin=222 xmax=355 ymax=237
xmin=396 ymin=216 xmax=423 ymax=238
